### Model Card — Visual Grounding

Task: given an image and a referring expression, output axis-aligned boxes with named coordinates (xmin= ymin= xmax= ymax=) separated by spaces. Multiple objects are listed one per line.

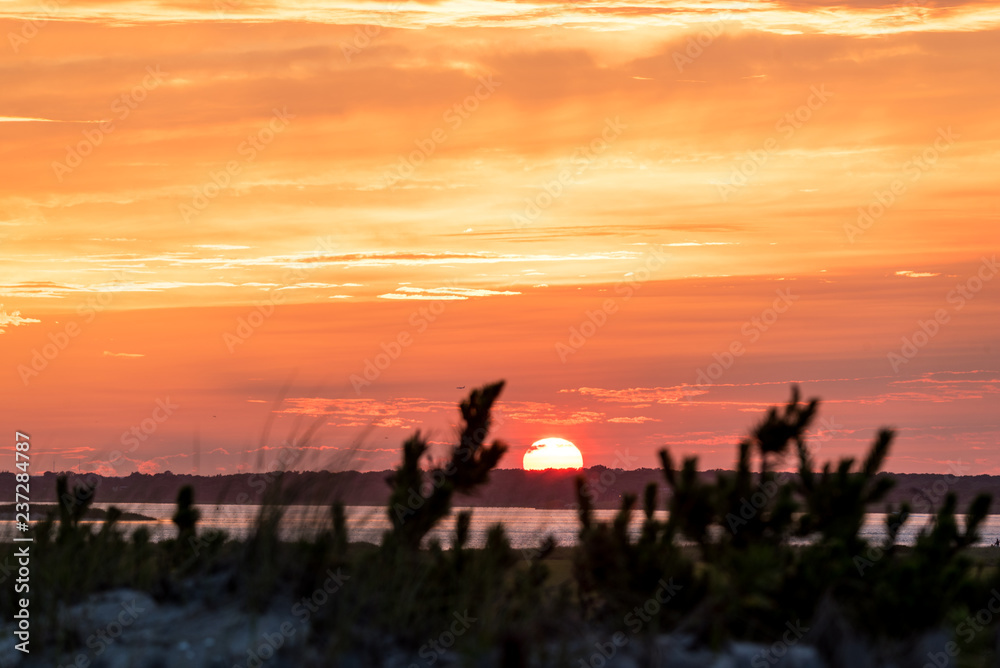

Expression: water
xmin=6 ymin=503 xmax=1000 ymax=549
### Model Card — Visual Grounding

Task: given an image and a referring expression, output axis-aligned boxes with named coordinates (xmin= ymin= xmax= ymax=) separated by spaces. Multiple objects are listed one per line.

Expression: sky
xmin=0 ymin=0 xmax=997 ymax=477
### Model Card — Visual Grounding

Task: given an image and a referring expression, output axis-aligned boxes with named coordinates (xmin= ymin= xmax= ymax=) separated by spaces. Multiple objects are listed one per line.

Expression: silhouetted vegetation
xmin=2 ymin=382 xmax=999 ymax=666
xmin=385 ymin=381 xmax=508 ymax=550
xmin=575 ymin=387 xmax=996 ymax=658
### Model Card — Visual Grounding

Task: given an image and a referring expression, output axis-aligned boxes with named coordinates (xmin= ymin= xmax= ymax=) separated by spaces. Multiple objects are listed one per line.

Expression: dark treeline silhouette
xmin=2 ymin=467 xmax=995 ymax=512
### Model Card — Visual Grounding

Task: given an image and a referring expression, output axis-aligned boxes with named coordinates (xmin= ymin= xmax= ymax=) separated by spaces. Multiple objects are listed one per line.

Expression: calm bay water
xmin=6 ymin=503 xmax=1000 ymax=548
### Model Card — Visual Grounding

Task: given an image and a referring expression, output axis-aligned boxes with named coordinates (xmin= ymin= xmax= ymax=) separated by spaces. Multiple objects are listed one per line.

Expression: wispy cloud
xmin=1 ymin=1 xmax=998 ymax=35
xmin=378 ymin=286 xmax=521 ymax=300
xmin=279 ymin=397 xmax=454 ymax=428
xmin=895 ymin=270 xmax=941 ymax=278
xmin=0 ymin=116 xmax=106 ymax=123
xmin=498 ymin=401 xmax=605 ymax=425
xmin=562 ymin=386 xmax=706 ymax=404
xmin=0 ymin=305 xmax=40 ymax=333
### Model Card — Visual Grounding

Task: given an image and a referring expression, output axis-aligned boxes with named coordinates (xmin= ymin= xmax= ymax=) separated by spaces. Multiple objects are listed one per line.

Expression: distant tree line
xmin=2 ymin=466 xmax=995 ymax=513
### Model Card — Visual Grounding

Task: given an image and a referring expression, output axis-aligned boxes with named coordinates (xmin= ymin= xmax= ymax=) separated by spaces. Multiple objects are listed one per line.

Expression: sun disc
xmin=523 ymin=437 xmax=584 ymax=471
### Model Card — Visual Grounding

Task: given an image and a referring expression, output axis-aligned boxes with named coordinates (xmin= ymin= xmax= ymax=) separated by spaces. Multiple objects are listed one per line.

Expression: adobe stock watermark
xmin=408 ymin=610 xmax=477 ymax=667
xmin=924 ymin=589 xmax=1000 ymax=667
xmin=223 ymin=290 xmax=286 ymax=353
xmin=716 ymin=85 xmax=833 ymax=202
xmin=180 ymin=107 xmax=294 ymax=224
xmin=556 ymin=246 xmax=668 ymax=362
xmin=543 ymin=448 xmax=643 ymax=557
xmin=512 ymin=117 xmax=627 ymax=229
xmin=579 ymin=578 xmax=683 ymax=667
xmin=57 ymin=598 xmax=147 ymax=668
xmin=688 ymin=287 xmax=798 ymax=390
xmin=119 ymin=397 xmax=179 ymax=453
xmin=887 ymin=255 xmax=996 ymax=372
xmin=672 ymin=14 xmax=735 ymax=72
xmin=568 ymin=449 xmax=642 ymax=512
xmin=8 ymin=0 xmax=65 ymax=53
xmin=348 ymin=283 xmax=465 ymax=394
xmin=628 ymin=580 xmax=684 ymax=630
xmin=235 ymin=567 xmax=349 ymax=668
xmin=17 ymin=271 xmax=128 ymax=386
xmin=340 ymin=2 xmax=402 ymax=62
xmin=855 ymin=460 xmax=970 ymax=576
xmin=726 ymin=416 xmax=841 ymax=534
xmin=212 ymin=0 xmax=243 ymax=16
xmin=224 ymin=235 xmax=337 ymax=353
xmin=52 ymin=66 xmax=169 ymax=182
xmin=230 ymin=447 xmax=302 ymax=505
xmin=76 ymin=398 xmax=180 ymax=476
xmin=381 ymin=76 xmax=501 ymax=189
xmin=750 ymin=620 xmax=810 ymax=667
xmin=845 ymin=127 xmax=958 ymax=243
xmin=392 ymin=411 xmax=511 ymax=526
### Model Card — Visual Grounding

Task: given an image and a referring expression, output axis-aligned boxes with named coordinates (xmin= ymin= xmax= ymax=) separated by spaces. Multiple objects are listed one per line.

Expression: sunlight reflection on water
xmin=7 ymin=503 xmax=1000 ymax=549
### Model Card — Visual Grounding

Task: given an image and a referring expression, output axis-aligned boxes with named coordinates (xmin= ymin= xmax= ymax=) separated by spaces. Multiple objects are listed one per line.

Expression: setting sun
xmin=523 ymin=437 xmax=584 ymax=471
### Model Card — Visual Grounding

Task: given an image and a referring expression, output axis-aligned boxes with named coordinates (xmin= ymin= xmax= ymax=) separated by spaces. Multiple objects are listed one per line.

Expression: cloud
xmin=276 ymin=282 xmax=359 ymax=290
xmin=289 ymin=251 xmax=639 ymax=269
xmin=525 ymin=437 xmax=580 ymax=456
xmin=0 ymin=116 xmax=106 ymax=123
xmin=0 ymin=305 xmax=40 ymax=333
xmin=103 ymin=351 xmax=145 ymax=357
xmin=378 ymin=286 xmax=521 ymax=300
xmin=280 ymin=397 xmax=454 ymax=428
xmin=498 ymin=401 xmax=604 ymax=425
xmin=607 ymin=416 xmax=661 ymax=423
xmin=3 ymin=1 xmax=997 ymax=36
xmin=0 ymin=280 xmax=238 ymax=297
xmin=895 ymin=270 xmax=941 ymax=278
xmin=563 ymin=385 xmax=707 ymax=404
xmin=870 ymin=372 xmax=1000 ymax=403
xmin=666 ymin=242 xmax=738 ymax=247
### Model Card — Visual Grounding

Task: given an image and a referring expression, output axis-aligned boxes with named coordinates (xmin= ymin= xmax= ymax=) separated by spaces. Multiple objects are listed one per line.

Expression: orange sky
xmin=0 ymin=0 xmax=997 ymax=476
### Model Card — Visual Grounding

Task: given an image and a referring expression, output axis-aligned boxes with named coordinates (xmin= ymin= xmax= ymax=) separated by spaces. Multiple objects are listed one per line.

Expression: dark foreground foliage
xmin=2 ymin=382 xmax=999 ymax=666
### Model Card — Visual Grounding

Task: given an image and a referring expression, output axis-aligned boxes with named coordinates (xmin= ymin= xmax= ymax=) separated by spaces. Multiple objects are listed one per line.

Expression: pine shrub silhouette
xmin=844 ymin=491 xmax=992 ymax=638
xmin=574 ymin=385 xmax=996 ymax=652
xmin=55 ymin=474 xmax=97 ymax=542
xmin=385 ymin=380 xmax=508 ymax=549
xmin=304 ymin=381 xmax=573 ymax=662
xmin=172 ymin=484 xmax=200 ymax=539
xmin=331 ymin=500 xmax=349 ymax=558
xmin=574 ymin=470 xmax=701 ymax=628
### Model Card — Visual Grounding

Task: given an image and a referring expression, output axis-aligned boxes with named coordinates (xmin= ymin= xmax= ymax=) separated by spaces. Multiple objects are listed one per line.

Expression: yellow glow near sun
xmin=523 ymin=437 xmax=584 ymax=471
